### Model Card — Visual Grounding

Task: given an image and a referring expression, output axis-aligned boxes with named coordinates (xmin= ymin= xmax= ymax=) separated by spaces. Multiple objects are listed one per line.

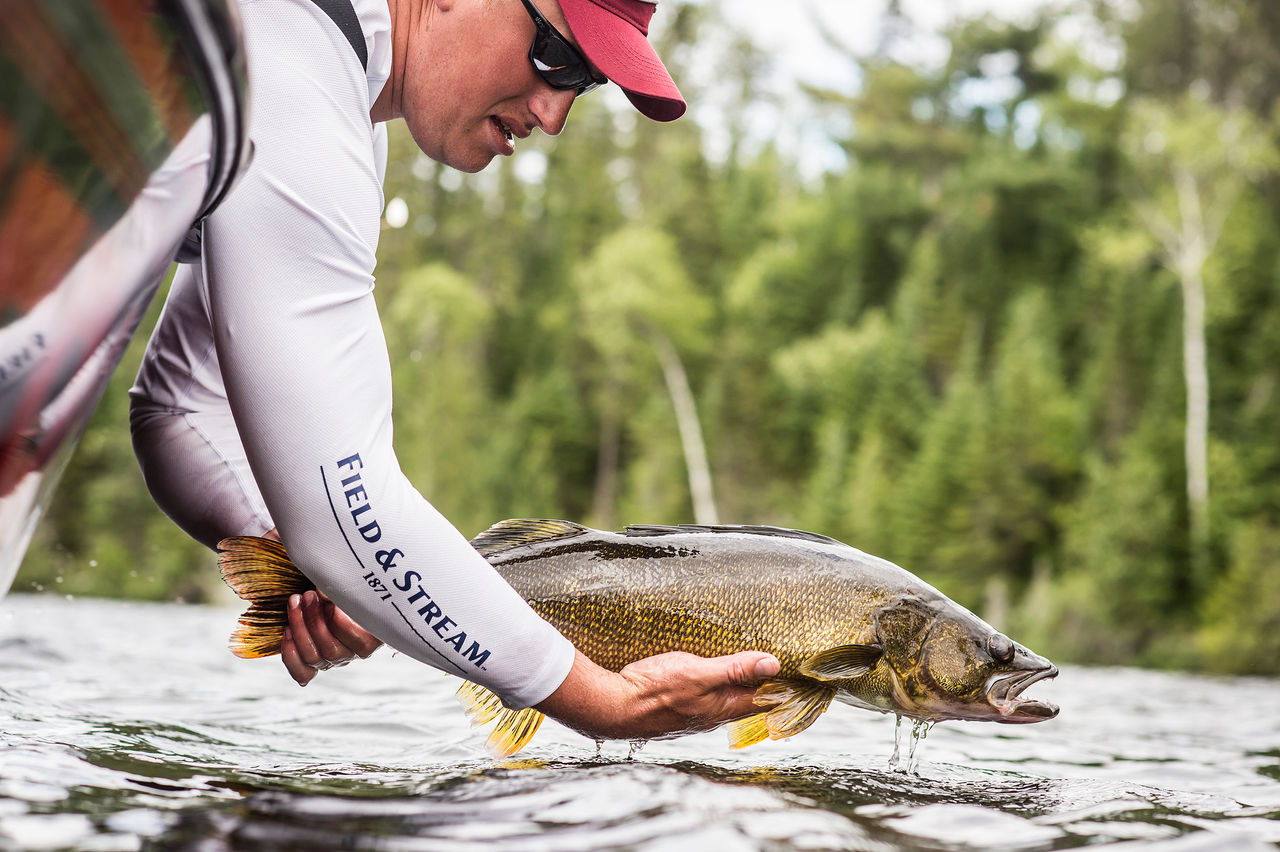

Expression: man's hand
xmin=281 ymin=590 xmax=384 ymax=686
xmin=261 ymin=527 xmax=382 ymax=685
xmin=535 ymin=648 xmax=781 ymax=741
xmin=280 ymin=594 xmax=780 ymax=742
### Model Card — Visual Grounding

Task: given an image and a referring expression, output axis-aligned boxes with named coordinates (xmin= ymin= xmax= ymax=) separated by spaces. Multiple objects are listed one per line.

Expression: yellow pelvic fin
xmin=726 ymin=680 xmax=837 ymax=749
xmin=727 ymin=713 xmax=771 ymax=749
xmin=217 ymin=536 xmax=314 ymax=659
xmin=456 ymin=680 xmax=546 ymax=758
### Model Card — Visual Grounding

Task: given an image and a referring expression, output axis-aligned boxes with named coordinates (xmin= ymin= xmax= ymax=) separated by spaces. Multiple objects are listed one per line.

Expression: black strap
xmin=310 ymin=0 xmax=368 ymax=71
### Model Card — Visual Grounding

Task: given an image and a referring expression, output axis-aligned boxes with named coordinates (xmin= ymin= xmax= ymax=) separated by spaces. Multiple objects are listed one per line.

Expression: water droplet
xmin=594 ymin=739 xmax=604 ymax=756
xmin=627 ymin=740 xmax=647 ymax=759
xmin=907 ymin=719 xmax=934 ymax=775
xmin=888 ymin=714 xmax=904 ymax=771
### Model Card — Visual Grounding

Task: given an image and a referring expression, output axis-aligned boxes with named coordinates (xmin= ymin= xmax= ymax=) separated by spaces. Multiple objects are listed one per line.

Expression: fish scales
xmin=482 ymin=526 xmax=925 ymax=677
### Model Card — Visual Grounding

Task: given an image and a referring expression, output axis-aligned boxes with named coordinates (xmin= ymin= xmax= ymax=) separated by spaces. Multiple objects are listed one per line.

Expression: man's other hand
xmin=282 ymin=590 xmax=384 ymax=686
xmin=535 ymin=649 xmax=781 ymax=741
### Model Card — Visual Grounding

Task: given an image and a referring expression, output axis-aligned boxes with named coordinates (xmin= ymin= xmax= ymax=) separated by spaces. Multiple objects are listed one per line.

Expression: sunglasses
xmin=518 ymin=0 xmax=607 ymax=95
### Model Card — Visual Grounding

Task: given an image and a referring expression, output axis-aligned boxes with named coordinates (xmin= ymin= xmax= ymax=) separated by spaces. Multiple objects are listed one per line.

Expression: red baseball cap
xmin=558 ymin=0 xmax=686 ymax=122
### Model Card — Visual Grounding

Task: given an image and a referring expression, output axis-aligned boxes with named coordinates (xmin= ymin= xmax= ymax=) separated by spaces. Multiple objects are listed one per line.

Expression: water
xmin=1 ymin=595 xmax=1278 ymax=851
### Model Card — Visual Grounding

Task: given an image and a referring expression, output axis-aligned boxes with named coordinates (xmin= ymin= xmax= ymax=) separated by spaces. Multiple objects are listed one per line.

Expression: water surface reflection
xmin=1 ymin=595 xmax=1277 ymax=851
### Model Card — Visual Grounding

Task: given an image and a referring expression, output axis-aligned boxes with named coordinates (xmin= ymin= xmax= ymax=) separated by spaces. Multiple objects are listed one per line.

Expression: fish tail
xmin=456 ymin=680 xmax=545 ymax=757
xmin=217 ymin=536 xmax=315 ymax=659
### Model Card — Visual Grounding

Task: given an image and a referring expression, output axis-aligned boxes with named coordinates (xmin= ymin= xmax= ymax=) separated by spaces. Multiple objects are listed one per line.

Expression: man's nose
xmin=532 ymin=87 xmax=576 ymax=137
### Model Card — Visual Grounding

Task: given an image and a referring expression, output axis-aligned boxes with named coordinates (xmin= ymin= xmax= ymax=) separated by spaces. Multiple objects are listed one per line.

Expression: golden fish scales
xmin=490 ymin=535 xmax=885 ymax=676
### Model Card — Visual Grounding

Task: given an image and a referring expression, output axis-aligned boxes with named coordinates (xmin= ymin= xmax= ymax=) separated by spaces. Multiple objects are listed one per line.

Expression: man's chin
xmin=452 ymin=155 xmax=492 ymax=174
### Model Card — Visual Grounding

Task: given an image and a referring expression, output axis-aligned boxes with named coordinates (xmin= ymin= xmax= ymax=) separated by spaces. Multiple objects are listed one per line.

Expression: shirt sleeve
xmin=201 ymin=0 xmax=575 ymax=708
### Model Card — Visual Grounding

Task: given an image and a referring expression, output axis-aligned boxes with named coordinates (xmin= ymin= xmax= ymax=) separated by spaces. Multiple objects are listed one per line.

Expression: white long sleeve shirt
xmin=131 ymin=0 xmax=575 ymax=709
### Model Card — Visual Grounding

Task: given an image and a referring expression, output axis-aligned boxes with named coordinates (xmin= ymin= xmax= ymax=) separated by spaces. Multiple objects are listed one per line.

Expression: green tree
xmin=572 ymin=225 xmax=716 ymax=526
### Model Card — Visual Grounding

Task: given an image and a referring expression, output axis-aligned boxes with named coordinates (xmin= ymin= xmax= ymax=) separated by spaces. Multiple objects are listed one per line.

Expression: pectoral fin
xmin=726 ymin=679 xmax=836 ymax=749
xmin=799 ymin=644 xmax=882 ymax=681
xmin=456 ymin=681 xmax=545 ymax=757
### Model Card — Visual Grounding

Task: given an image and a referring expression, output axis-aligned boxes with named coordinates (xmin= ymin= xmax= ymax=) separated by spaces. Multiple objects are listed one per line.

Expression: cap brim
xmin=559 ymin=0 xmax=686 ymax=122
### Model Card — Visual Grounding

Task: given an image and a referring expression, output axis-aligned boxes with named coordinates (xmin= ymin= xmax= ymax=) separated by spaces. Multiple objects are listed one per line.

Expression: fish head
xmin=873 ymin=594 xmax=1059 ymax=724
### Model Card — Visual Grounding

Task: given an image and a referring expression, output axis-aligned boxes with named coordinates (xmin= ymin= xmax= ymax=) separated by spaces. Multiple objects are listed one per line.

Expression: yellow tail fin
xmin=456 ymin=680 xmax=546 ymax=757
xmin=217 ymin=536 xmax=314 ymax=659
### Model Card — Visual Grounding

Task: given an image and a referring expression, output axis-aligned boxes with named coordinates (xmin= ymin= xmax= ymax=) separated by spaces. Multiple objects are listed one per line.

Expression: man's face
xmin=401 ymin=0 xmax=587 ymax=173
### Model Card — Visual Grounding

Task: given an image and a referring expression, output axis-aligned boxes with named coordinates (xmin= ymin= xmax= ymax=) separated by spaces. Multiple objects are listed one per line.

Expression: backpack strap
xmin=310 ymin=0 xmax=368 ymax=71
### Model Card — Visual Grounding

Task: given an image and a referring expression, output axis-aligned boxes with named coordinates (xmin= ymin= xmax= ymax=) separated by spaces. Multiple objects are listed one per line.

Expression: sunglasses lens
xmin=523 ymin=0 xmax=605 ymax=96
xmin=531 ymin=32 xmax=591 ymax=90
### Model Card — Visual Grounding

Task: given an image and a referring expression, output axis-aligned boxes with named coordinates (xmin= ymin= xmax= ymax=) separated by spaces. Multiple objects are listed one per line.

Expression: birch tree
xmin=1120 ymin=95 xmax=1274 ymax=580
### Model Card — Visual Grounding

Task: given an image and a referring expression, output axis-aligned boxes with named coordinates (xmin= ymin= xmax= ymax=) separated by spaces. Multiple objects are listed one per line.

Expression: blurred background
xmin=16 ymin=0 xmax=1280 ymax=675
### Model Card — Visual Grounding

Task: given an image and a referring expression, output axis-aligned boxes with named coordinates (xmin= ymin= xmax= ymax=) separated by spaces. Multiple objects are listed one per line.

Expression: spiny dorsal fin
xmin=621 ymin=524 xmax=844 ymax=547
xmin=456 ymin=680 xmax=546 ymax=757
xmin=470 ymin=519 xmax=590 ymax=557
xmin=800 ymin=644 xmax=883 ymax=681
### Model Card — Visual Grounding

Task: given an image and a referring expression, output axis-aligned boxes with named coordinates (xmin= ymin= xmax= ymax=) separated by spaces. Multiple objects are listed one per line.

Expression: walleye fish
xmin=219 ymin=519 xmax=1058 ymax=756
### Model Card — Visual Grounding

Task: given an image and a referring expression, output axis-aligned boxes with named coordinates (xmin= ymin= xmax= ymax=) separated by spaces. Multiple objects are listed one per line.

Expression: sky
xmin=664 ymin=0 xmax=1067 ymax=177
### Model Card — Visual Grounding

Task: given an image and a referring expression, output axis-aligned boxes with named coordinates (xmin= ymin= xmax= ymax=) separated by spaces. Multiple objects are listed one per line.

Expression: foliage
xmin=17 ymin=0 xmax=1280 ymax=674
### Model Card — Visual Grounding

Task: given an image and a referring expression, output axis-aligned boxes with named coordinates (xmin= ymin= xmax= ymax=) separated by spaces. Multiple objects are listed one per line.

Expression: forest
xmin=16 ymin=0 xmax=1280 ymax=675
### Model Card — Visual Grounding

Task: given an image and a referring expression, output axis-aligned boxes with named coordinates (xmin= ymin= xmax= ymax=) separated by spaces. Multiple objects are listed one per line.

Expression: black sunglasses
xmin=518 ymin=0 xmax=607 ymax=95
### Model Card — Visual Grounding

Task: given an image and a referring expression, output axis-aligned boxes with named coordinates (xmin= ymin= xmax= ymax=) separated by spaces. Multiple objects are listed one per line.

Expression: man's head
xmin=392 ymin=0 xmax=683 ymax=173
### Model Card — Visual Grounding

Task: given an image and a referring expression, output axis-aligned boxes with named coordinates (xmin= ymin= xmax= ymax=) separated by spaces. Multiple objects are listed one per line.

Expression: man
xmin=129 ymin=0 xmax=779 ymax=743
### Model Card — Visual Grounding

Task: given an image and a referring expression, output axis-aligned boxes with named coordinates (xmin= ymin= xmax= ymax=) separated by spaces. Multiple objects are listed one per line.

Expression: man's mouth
xmin=986 ymin=665 xmax=1059 ymax=723
xmin=493 ymin=117 xmax=514 ymax=143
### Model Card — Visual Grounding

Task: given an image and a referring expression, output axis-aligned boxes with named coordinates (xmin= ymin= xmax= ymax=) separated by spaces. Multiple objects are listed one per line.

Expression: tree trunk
xmin=649 ymin=332 xmax=719 ymax=524
xmin=1181 ymin=260 xmax=1210 ymax=577
xmin=1171 ymin=165 xmax=1214 ymax=587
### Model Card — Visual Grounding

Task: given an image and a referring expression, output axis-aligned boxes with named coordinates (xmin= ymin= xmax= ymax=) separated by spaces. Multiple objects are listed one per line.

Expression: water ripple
xmin=1 ymin=595 xmax=1278 ymax=851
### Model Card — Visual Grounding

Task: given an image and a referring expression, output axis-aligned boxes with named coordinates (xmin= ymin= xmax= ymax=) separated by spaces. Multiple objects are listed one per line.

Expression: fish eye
xmin=988 ymin=633 xmax=1014 ymax=662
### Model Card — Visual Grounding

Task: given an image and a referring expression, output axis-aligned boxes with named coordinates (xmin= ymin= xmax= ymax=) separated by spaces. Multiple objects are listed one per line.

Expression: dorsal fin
xmin=470 ymin=519 xmax=590 ymax=556
xmin=621 ymin=524 xmax=844 ymax=547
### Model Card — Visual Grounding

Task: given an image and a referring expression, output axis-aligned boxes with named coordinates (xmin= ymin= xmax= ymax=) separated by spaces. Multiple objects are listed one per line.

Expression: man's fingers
xmin=300 ymin=591 xmax=354 ymax=666
xmin=285 ymin=593 xmax=330 ymax=669
xmin=278 ymin=590 xmax=377 ymax=686
xmin=711 ymin=653 xmax=778 ymax=720
xmin=281 ymin=627 xmax=317 ymax=686
xmin=717 ymin=651 xmax=780 ymax=686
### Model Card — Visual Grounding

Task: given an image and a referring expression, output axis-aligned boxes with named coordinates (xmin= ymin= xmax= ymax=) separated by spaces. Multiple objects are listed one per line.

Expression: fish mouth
xmin=985 ymin=665 xmax=1059 ymax=723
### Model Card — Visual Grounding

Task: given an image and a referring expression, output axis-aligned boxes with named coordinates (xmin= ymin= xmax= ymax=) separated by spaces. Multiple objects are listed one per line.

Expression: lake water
xmin=1 ymin=594 xmax=1278 ymax=851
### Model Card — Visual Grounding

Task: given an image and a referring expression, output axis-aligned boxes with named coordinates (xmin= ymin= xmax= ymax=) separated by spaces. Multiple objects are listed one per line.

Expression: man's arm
xmin=200 ymin=0 xmax=576 ymax=709
xmin=283 ymin=597 xmax=781 ymax=736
